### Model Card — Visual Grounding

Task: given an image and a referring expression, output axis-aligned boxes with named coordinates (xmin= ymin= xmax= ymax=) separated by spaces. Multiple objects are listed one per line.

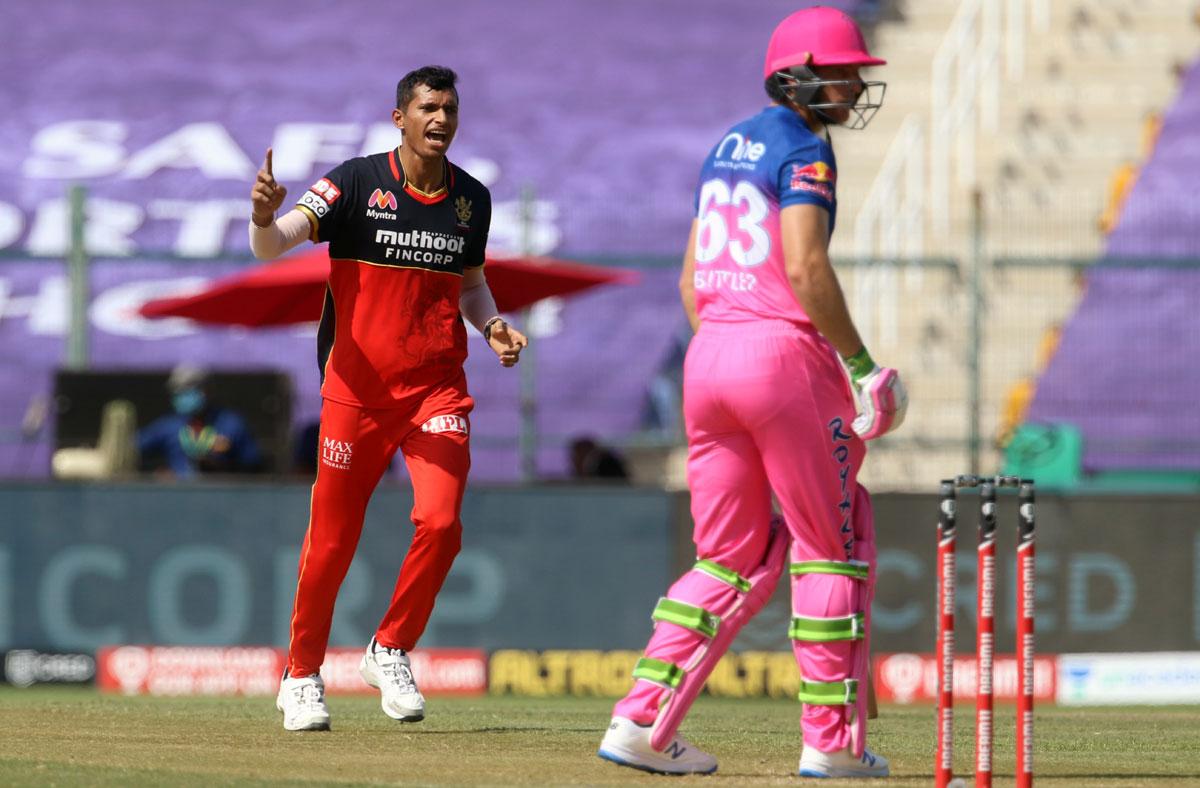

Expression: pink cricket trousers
xmin=614 ymin=319 xmax=876 ymax=754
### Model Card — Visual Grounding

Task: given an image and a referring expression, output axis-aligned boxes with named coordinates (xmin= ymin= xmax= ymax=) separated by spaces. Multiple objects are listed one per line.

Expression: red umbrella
xmin=139 ymin=248 xmax=638 ymax=327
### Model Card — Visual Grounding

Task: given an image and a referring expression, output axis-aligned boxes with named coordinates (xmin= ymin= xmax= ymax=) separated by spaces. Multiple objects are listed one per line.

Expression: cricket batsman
xmin=598 ymin=7 xmax=906 ymax=776
xmin=248 ymin=66 xmax=527 ymax=731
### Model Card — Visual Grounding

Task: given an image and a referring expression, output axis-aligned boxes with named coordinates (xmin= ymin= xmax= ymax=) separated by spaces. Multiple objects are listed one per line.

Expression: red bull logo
xmin=793 ymin=161 xmax=836 ymax=184
xmin=368 ymin=189 xmax=398 ymax=211
xmin=790 ymin=162 xmax=836 ymax=200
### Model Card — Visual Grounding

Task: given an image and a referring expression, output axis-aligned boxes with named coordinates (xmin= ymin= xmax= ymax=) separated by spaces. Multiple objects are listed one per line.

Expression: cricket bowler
xmin=248 ymin=65 xmax=527 ymax=731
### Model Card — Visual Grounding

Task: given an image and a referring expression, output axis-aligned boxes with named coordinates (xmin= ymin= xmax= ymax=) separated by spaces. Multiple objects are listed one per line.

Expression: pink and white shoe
xmin=598 ymin=716 xmax=717 ymax=775
xmin=799 ymin=744 xmax=889 ymax=778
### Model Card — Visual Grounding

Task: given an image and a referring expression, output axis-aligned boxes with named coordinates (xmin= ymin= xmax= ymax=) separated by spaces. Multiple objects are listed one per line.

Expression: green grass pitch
xmin=1 ymin=688 xmax=1197 ymax=786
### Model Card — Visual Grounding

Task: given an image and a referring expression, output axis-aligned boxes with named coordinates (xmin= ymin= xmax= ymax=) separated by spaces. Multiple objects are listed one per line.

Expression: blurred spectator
xmin=1097 ymin=161 xmax=1136 ymax=235
xmin=293 ymin=419 xmax=322 ymax=476
xmin=569 ymin=435 xmax=629 ymax=481
xmin=642 ymin=330 xmax=688 ymax=439
xmin=996 ymin=269 xmax=1085 ymax=448
xmin=1098 ymin=111 xmax=1163 ymax=235
xmin=1099 ymin=110 xmax=1161 ymax=235
xmin=996 ymin=322 xmax=1063 ymax=448
xmin=137 ymin=365 xmax=263 ymax=478
xmin=1139 ymin=110 xmax=1164 ymax=157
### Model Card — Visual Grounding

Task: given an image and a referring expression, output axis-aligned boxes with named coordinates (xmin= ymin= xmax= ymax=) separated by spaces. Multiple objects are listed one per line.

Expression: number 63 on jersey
xmin=694 ymin=179 xmax=772 ymax=268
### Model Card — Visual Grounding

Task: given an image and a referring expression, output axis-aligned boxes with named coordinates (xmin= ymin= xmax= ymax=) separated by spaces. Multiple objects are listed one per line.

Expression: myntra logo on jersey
xmin=714 ymin=132 xmax=766 ymax=170
xmin=375 ymin=229 xmax=466 ymax=265
xmin=366 ymin=189 xmax=398 ymax=220
xmin=369 ymin=189 xmax=397 ymax=210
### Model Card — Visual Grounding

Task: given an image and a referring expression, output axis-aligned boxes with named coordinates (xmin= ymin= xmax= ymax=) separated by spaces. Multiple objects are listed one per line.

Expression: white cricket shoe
xmin=798 ymin=744 xmax=889 ymax=778
xmin=276 ymin=673 xmax=331 ymax=732
xmin=597 ymin=716 xmax=718 ymax=775
xmin=359 ymin=638 xmax=425 ymax=722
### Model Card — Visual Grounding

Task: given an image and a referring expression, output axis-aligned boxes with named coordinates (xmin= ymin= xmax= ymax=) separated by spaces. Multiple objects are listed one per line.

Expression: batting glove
xmin=844 ymin=348 xmax=908 ymax=441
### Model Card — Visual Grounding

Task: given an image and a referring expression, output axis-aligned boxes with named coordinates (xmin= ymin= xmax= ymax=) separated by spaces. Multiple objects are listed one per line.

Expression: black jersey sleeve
xmin=294 ymin=160 xmax=356 ymax=244
xmin=463 ymin=188 xmax=491 ymax=268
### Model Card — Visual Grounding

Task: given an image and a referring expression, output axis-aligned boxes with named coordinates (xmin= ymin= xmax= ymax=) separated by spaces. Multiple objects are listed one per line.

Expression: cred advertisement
xmin=95 ymin=646 xmax=487 ymax=697
xmin=872 ymin=652 xmax=1058 ymax=705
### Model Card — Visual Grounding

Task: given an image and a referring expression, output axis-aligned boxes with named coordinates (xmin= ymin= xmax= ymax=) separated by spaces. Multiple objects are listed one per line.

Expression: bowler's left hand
xmin=487 ymin=320 xmax=528 ymax=367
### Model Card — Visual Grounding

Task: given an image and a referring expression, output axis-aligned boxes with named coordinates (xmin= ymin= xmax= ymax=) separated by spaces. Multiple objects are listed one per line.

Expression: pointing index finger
xmin=264 ymin=148 xmax=273 ymax=177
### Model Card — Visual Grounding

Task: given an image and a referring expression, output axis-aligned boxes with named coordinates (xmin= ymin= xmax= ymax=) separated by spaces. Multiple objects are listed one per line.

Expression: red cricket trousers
xmin=287 ymin=378 xmax=473 ymax=678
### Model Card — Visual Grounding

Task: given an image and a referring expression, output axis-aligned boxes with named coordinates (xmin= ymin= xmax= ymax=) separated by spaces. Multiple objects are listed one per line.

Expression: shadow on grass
xmin=406 ymin=726 xmax=599 ymax=735
xmin=814 ymin=773 xmax=1200 ymax=783
xmin=939 ymin=774 xmax=1198 ymax=782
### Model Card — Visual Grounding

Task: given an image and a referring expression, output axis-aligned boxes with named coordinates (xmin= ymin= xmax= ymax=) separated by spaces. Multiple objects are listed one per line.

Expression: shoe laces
xmin=373 ymin=642 xmax=418 ymax=693
xmin=291 ymin=679 xmax=324 ymax=708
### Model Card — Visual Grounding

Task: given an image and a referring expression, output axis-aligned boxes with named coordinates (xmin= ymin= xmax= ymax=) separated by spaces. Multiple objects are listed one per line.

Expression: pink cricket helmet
xmin=764 ymin=6 xmax=886 ymax=79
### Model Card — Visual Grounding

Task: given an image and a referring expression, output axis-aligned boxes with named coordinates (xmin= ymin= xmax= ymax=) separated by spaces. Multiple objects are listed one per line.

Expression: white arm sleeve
xmin=459 ymin=265 xmax=501 ymax=334
xmin=248 ymin=209 xmax=312 ymax=260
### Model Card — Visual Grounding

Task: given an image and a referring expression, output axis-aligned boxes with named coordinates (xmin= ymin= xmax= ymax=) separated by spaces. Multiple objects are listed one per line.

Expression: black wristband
xmin=483 ymin=316 xmax=504 ymax=341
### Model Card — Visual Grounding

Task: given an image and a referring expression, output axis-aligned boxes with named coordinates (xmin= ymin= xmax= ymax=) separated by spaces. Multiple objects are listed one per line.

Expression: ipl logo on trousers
xmin=422 ymin=415 xmax=468 ymax=435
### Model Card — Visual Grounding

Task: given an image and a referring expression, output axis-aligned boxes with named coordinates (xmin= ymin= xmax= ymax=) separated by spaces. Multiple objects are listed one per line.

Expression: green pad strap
xmin=789 ymin=560 xmax=870 ymax=580
xmin=798 ymin=678 xmax=859 ymax=706
xmin=632 ymin=657 xmax=685 ymax=689
xmin=788 ymin=612 xmax=866 ymax=642
xmin=651 ymin=598 xmax=720 ymax=639
xmin=694 ymin=559 xmax=751 ymax=592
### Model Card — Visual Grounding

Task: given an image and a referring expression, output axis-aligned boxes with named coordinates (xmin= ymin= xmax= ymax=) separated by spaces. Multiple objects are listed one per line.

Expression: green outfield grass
xmin=0 ymin=688 xmax=1197 ymax=786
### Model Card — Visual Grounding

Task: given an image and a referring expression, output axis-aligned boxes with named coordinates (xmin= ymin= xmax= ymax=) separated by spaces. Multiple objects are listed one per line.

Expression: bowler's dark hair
xmin=396 ymin=66 xmax=459 ymax=109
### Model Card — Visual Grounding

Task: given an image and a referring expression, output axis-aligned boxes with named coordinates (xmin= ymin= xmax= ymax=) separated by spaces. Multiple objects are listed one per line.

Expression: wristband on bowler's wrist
xmin=483 ymin=316 xmax=504 ymax=341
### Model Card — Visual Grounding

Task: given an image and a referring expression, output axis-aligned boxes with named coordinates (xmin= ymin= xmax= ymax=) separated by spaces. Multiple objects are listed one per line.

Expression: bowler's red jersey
xmin=295 ymin=148 xmax=491 ymax=408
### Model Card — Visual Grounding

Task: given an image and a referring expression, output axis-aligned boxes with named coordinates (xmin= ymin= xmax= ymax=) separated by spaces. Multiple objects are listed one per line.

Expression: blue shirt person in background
xmin=137 ymin=365 xmax=263 ymax=478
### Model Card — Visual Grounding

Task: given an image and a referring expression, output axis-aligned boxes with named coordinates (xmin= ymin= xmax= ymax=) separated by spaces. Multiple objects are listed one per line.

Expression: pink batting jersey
xmin=692 ymin=105 xmax=837 ymax=326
